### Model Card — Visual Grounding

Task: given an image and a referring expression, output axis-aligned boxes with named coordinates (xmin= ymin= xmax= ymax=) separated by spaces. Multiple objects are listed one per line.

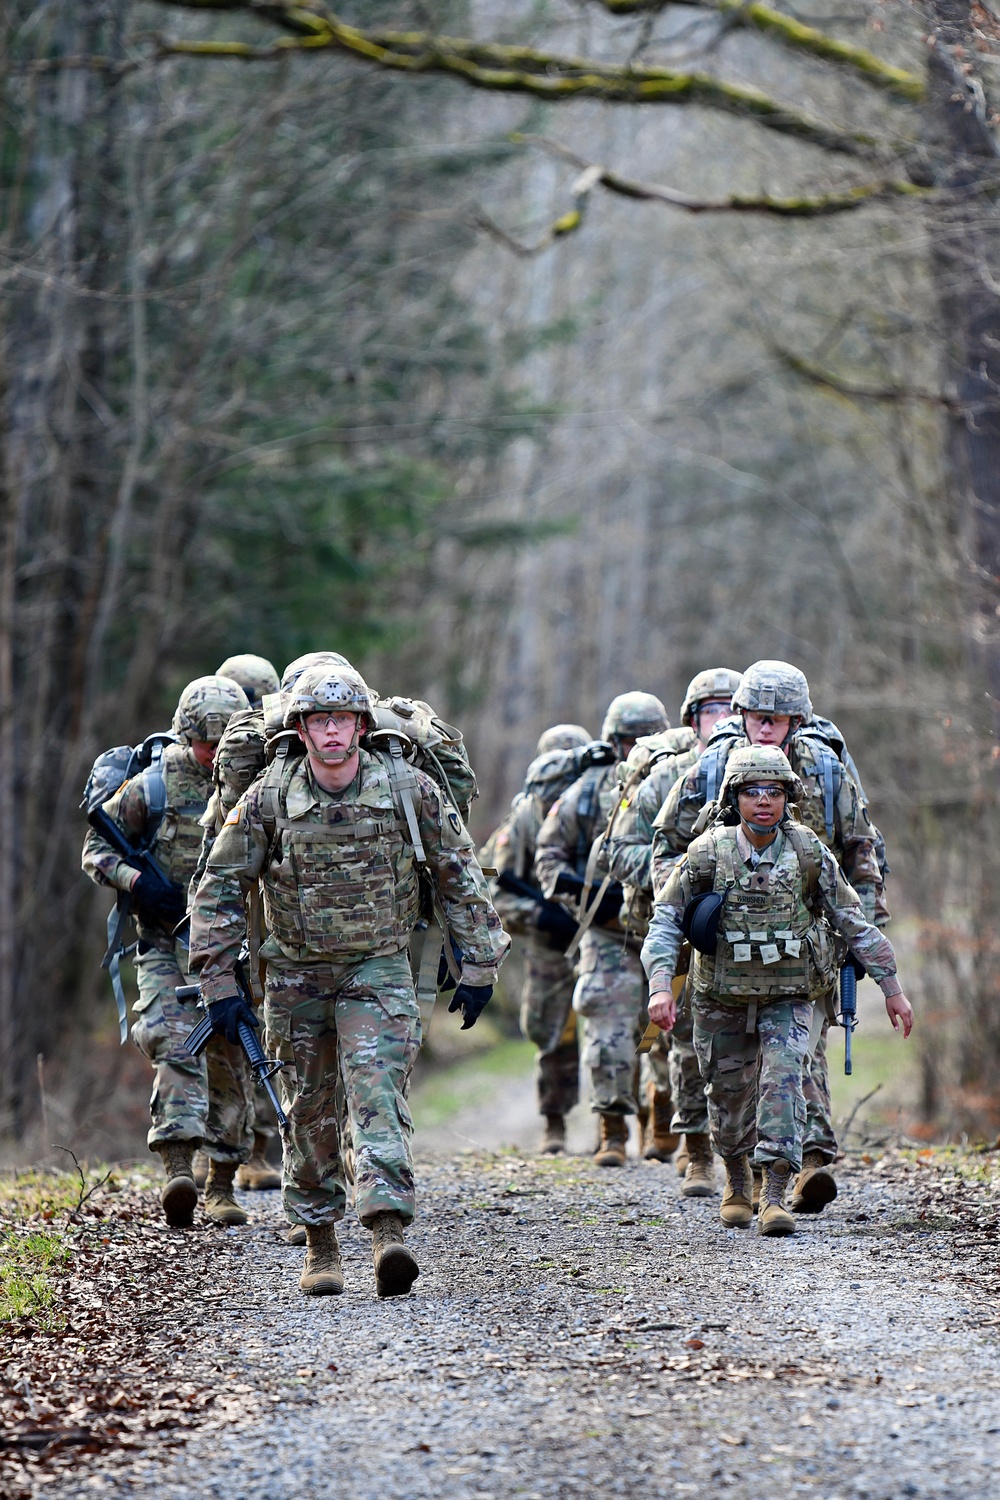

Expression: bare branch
xmin=149 ymin=3 xmax=890 ymax=157
xmin=502 ymin=133 xmax=929 ymax=234
xmin=586 ymin=0 xmax=925 ymax=100
xmin=776 ymin=347 xmax=964 ymax=408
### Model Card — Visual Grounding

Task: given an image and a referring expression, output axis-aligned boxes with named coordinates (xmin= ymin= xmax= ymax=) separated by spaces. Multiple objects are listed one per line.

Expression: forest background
xmin=3 ymin=0 xmax=1000 ymax=1154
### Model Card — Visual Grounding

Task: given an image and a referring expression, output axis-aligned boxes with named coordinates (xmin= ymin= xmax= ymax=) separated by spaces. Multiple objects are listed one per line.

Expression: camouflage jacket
xmin=642 ymin=821 xmax=898 ymax=1003
xmin=651 ymin=727 xmax=883 ymax=918
xmin=480 ymin=793 xmax=544 ymax=939
xmin=188 ymin=750 xmax=509 ymax=1001
xmin=82 ymin=743 xmax=211 ymax=952
xmin=534 ymin=763 xmax=620 ymax=908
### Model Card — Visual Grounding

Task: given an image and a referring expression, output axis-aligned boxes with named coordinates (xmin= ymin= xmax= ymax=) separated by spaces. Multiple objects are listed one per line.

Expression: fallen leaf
xmin=685 ymin=1338 xmax=705 ymax=1350
xmin=719 ymin=1432 xmax=747 ymax=1447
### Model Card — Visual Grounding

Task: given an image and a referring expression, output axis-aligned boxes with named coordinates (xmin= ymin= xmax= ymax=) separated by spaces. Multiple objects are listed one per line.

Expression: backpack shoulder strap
xmin=784 ymin=823 xmax=822 ymax=908
xmin=794 ymin=732 xmax=842 ymax=841
xmin=374 ymin=742 xmax=428 ymax=865
xmin=258 ymin=754 xmax=298 ymax=857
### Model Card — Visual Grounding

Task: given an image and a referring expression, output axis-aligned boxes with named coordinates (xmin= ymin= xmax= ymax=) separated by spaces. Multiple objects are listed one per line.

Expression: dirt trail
xmin=29 ymin=1138 xmax=1000 ymax=1500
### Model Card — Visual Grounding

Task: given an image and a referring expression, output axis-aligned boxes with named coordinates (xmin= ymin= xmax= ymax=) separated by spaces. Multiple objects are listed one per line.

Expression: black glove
xmin=209 ymin=993 xmax=260 ymax=1046
xmin=554 ymin=870 xmax=586 ymax=898
xmin=593 ymin=881 xmax=625 ymax=928
xmin=448 ymin=983 xmax=493 ymax=1030
xmin=436 ymin=936 xmax=464 ymax=992
xmin=580 ymin=740 xmax=616 ymax=769
xmin=844 ymin=954 xmax=867 ymax=980
xmin=534 ymin=901 xmax=578 ymax=949
xmin=132 ymin=870 xmax=187 ymax=926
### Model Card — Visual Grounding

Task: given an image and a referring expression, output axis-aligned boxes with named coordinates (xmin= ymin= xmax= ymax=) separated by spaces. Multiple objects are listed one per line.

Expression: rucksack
xmin=81 ymin=731 xmax=179 ymax=843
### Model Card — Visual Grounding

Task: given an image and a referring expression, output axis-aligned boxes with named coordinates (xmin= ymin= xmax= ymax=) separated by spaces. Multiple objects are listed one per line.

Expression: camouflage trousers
xmin=264 ymin=950 xmax=420 ymax=1229
xmin=691 ymin=997 xmax=811 ymax=1170
xmin=803 ymin=1012 xmax=837 ymax=1161
xmin=573 ymin=929 xmax=654 ymax=1115
xmin=668 ymin=983 xmax=709 ymax=1136
xmin=131 ymin=946 xmax=254 ymax=1159
xmin=519 ymin=937 xmax=579 ymax=1118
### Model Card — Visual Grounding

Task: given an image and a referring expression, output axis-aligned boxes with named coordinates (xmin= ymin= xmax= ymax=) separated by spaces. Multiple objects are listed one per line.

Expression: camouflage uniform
xmin=606 ymin=742 xmax=705 ymax=1134
xmin=82 ymin=741 xmax=254 ymax=1159
xmin=642 ymin=817 xmax=899 ymax=1171
xmin=188 ymin=750 xmax=509 ymax=1228
xmin=536 ymin=759 xmax=666 ymax=1117
xmin=484 ymin=733 xmax=590 ymax=1121
xmin=652 ymin=685 xmax=884 ymax=1164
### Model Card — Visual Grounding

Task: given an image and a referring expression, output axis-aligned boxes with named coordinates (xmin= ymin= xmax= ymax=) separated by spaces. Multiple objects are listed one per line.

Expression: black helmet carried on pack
xmin=732 ymin=661 xmax=812 ymax=721
xmin=172 ymin=676 xmax=249 ymax=744
xmin=216 ymin=653 xmax=279 ymax=709
xmin=680 ymin=668 xmax=743 ymax=727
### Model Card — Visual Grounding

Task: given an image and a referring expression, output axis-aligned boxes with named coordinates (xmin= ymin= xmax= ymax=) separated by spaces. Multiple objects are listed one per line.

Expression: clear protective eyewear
xmin=739 ymin=783 xmax=787 ymax=801
xmin=304 ymin=711 xmax=358 ymax=731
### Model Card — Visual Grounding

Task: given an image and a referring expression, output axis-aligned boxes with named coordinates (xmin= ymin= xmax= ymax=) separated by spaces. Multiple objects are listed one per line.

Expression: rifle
xmin=87 ymin=805 xmax=188 ymax=1044
xmin=495 ymin=870 xmax=577 ymax=946
xmin=178 ymin=950 xmax=288 ymax=1130
xmin=840 ymin=961 xmax=859 ymax=1076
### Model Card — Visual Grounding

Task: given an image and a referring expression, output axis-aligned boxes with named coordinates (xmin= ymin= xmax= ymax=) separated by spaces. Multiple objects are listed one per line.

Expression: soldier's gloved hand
xmin=448 ymin=984 xmax=493 ymax=1031
xmin=554 ymin=870 xmax=585 ymax=898
xmin=132 ymin=871 xmax=187 ymax=925
xmin=436 ymin=936 xmax=464 ymax=992
xmin=535 ymin=902 xmax=578 ymax=948
xmin=580 ymin=740 xmax=616 ymax=769
xmin=593 ymin=881 xmax=626 ymax=928
xmin=208 ymin=994 xmax=260 ymax=1046
xmin=844 ymin=954 xmax=867 ymax=980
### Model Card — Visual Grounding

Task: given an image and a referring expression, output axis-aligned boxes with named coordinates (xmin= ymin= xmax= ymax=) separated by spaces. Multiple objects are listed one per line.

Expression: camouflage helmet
xmin=172 ymin=676 xmax=249 ymax=744
xmin=732 ymin=660 xmax=812 ymax=720
xmin=280 ymin=650 xmax=352 ymax=694
xmin=216 ymin=653 xmax=279 ymax=709
xmin=680 ymin=667 xmax=744 ymax=727
xmin=720 ymin=744 xmax=804 ymax=804
xmin=535 ymin=723 xmax=591 ymax=756
xmin=601 ymin=692 xmax=669 ymax=743
xmin=283 ymin=664 xmax=373 ymax=727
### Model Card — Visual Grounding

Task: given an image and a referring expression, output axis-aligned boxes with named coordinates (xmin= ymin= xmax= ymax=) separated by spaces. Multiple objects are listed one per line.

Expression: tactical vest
xmin=257 ymin=752 xmax=420 ymax=963
xmin=687 ymin=825 xmax=835 ymax=1004
xmin=150 ymin=745 xmax=211 ymax=887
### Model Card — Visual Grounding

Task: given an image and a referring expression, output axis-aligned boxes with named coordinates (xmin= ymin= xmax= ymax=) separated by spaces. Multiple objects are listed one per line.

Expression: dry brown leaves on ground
xmin=0 ymin=1166 xmax=236 ymax=1499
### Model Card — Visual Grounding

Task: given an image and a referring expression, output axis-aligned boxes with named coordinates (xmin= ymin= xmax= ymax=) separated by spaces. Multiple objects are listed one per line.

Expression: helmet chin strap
xmin=301 ymin=717 xmax=363 ymax=766
xmin=743 ymin=817 xmax=779 ymax=837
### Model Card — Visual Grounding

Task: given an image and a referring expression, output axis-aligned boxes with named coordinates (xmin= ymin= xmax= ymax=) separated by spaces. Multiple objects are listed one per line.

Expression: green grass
xmin=0 ymin=1227 xmax=70 ymax=1325
xmin=410 ymin=1038 xmax=535 ymax=1126
xmin=829 ymin=1022 xmax=919 ymax=1139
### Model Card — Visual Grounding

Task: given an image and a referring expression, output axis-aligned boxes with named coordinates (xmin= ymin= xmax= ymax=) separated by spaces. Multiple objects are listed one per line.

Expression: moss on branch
xmin=152 ymin=3 xmax=892 ymax=156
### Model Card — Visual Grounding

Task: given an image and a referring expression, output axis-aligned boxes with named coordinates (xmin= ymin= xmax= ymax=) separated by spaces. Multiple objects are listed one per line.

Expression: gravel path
xmin=37 ymin=1138 xmax=1000 ymax=1500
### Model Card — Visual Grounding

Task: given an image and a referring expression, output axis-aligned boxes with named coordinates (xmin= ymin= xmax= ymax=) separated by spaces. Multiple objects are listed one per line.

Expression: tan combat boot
xmin=541 ymin=1114 xmax=566 ymax=1155
xmin=752 ymin=1168 xmax=763 ymax=1213
xmin=790 ymin=1151 xmax=838 ymax=1214
xmin=287 ymin=1224 xmax=307 ymax=1247
xmin=371 ymin=1212 xmax=420 ymax=1298
xmin=719 ymin=1155 xmax=754 ymax=1228
xmin=203 ymin=1160 xmax=249 ymax=1225
xmin=674 ymin=1137 xmax=691 ymax=1176
xmin=593 ymin=1113 xmax=629 ymax=1168
xmin=192 ymin=1150 xmax=210 ymax=1188
xmin=299 ymin=1224 xmax=345 ymax=1295
xmin=758 ymin=1161 xmax=796 ymax=1237
xmin=236 ymin=1131 xmax=281 ymax=1191
xmin=156 ymin=1141 xmax=198 ymax=1228
xmin=642 ymin=1081 xmax=681 ymax=1162
xmin=680 ymin=1132 xmax=717 ymax=1197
